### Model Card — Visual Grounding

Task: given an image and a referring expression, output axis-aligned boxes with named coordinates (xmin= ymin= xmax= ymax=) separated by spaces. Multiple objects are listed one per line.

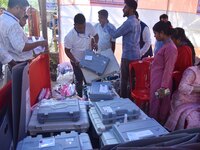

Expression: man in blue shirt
xmin=105 ymin=0 xmax=140 ymax=98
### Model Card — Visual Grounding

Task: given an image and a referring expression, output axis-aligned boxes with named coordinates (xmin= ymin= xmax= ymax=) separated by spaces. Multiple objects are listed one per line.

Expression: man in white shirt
xmin=0 ymin=7 xmax=5 ymax=79
xmin=135 ymin=11 xmax=152 ymax=59
xmin=0 ymin=0 xmax=48 ymax=70
xmin=94 ymin=9 xmax=116 ymax=53
xmin=64 ymin=13 xmax=98 ymax=97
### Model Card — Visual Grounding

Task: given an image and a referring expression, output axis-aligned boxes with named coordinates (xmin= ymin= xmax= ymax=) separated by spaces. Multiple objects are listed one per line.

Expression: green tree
xmin=0 ymin=0 xmax=8 ymax=8
xmin=29 ymin=0 xmax=39 ymax=10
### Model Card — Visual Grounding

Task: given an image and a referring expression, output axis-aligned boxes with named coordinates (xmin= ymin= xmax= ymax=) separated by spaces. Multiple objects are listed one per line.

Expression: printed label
xmin=127 ymin=130 xmax=154 ymax=141
xmin=85 ymin=55 xmax=93 ymax=61
xmin=39 ymin=137 xmax=55 ymax=148
xmin=99 ymin=84 xmax=109 ymax=93
xmin=103 ymin=106 xmax=113 ymax=113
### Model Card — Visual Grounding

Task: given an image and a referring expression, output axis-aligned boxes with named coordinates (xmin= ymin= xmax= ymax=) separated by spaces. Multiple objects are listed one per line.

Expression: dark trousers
xmin=0 ymin=62 xmax=3 ymax=76
xmin=71 ymin=62 xmax=84 ymax=97
xmin=120 ymin=59 xmax=132 ymax=98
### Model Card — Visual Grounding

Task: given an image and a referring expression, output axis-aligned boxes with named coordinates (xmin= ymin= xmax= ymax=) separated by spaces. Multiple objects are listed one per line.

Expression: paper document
xmin=32 ymin=36 xmax=45 ymax=55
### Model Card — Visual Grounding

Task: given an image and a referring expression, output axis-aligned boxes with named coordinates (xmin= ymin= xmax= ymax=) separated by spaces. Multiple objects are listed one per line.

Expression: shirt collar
xmin=128 ymin=15 xmax=135 ymax=19
xmin=4 ymin=11 xmax=19 ymax=22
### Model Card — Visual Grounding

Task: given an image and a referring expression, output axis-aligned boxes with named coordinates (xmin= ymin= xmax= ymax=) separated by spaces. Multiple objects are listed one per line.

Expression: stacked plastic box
xmin=89 ymin=98 xmax=148 ymax=135
xmin=88 ymin=81 xmax=118 ymax=101
xmin=101 ymin=118 xmax=169 ymax=147
xmin=80 ymin=50 xmax=110 ymax=76
xmin=17 ymin=131 xmax=93 ymax=150
xmin=28 ymin=99 xmax=89 ymax=135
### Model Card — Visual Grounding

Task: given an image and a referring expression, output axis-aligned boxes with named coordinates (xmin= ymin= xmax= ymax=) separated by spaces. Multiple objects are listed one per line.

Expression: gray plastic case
xmin=89 ymin=102 xmax=148 ymax=135
xmin=101 ymin=118 xmax=169 ymax=146
xmin=28 ymin=101 xmax=89 ymax=135
xmin=80 ymin=50 xmax=110 ymax=76
xmin=81 ymin=49 xmax=120 ymax=83
xmin=17 ymin=131 xmax=93 ymax=150
xmin=89 ymin=82 xmax=116 ymax=101
xmin=94 ymin=98 xmax=141 ymax=124
xmin=112 ymin=118 xmax=169 ymax=142
xmin=37 ymin=99 xmax=80 ymax=124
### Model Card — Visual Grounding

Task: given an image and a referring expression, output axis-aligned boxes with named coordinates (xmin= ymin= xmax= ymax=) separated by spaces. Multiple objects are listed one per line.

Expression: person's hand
xmin=92 ymin=42 xmax=98 ymax=51
xmin=8 ymin=60 xmax=17 ymax=71
xmin=155 ymin=88 xmax=170 ymax=99
xmin=39 ymin=40 xmax=48 ymax=50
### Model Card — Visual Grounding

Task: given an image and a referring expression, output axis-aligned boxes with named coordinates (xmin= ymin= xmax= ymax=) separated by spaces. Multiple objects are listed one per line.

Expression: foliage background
xmin=0 ymin=0 xmax=8 ymax=8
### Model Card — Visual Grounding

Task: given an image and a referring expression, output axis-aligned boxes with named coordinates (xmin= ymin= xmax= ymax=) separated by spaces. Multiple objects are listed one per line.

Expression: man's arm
xmin=106 ymin=21 xmax=130 ymax=39
xmin=140 ymin=26 xmax=151 ymax=57
xmin=65 ymin=47 xmax=78 ymax=65
xmin=23 ymin=40 xmax=48 ymax=52
xmin=91 ymin=34 xmax=99 ymax=50
xmin=8 ymin=24 xmax=48 ymax=53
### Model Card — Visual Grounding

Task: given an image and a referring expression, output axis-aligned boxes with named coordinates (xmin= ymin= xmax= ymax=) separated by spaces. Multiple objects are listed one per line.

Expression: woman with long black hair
xmin=149 ymin=21 xmax=177 ymax=124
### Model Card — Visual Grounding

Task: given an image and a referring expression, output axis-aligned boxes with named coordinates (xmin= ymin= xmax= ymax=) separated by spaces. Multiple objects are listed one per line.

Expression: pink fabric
xmin=149 ymin=39 xmax=177 ymax=123
xmin=171 ymin=67 xmax=200 ymax=112
xmin=165 ymin=66 xmax=200 ymax=131
xmin=165 ymin=102 xmax=200 ymax=131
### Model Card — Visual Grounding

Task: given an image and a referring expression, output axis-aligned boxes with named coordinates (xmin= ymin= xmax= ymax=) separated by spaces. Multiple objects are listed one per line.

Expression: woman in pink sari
xmin=149 ymin=21 xmax=177 ymax=124
xmin=165 ymin=64 xmax=200 ymax=131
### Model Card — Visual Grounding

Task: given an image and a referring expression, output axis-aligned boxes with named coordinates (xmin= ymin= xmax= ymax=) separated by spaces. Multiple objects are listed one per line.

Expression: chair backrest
xmin=142 ymin=57 xmax=154 ymax=63
xmin=172 ymin=71 xmax=182 ymax=92
xmin=29 ymin=54 xmax=51 ymax=106
xmin=129 ymin=60 xmax=150 ymax=90
xmin=0 ymin=81 xmax=12 ymax=110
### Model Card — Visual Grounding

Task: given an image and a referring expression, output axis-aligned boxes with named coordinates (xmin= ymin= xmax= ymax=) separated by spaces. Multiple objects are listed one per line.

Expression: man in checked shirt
xmin=0 ymin=0 xmax=48 ymax=71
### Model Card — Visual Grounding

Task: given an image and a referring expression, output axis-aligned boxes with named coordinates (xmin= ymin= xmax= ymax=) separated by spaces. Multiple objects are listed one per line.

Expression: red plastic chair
xmin=172 ymin=71 xmax=182 ymax=92
xmin=0 ymin=81 xmax=12 ymax=110
xmin=29 ymin=54 xmax=51 ymax=106
xmin=143 ymin=57 xmax=154 ymax=87
xmin=142 ymin=57 xmax=154 ymax=63
xmin=129 ymin=60 xmax=151 ymax=111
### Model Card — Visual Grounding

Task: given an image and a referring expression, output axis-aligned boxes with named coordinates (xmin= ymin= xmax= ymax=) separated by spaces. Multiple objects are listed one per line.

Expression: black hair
xmin=135 ymin=11 xmax=139 ymax=19
xmin=98 ymin=9 xmax=108 ymax=19
xmin=171 ymin=27 xmax=189 ymax=42
xmin=74 ymin=13 xmax=85 ymax=24
xmin=159 ymin=14 xmax=168 ymax=21
xmin=8 ymin=0 xmax=29 ymax=8
xmin=23 ymin=14 xmax=28 ymax=19
xmin=153 ymin=21 xmax=173 ymax=36
xmin=124 ymin=0 xmax=137 ymax=10
xmin=172 ymin=27 xmax=196 ymax=65
xmin=0 ymin=7 xmax=6 ymax=10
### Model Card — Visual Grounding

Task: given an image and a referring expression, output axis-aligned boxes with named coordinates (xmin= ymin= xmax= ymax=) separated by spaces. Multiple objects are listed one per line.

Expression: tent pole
xmin=166 ymin=0 xmax=170 ymax=15
xmin=38 ymin=0 xmax=48 ymax=40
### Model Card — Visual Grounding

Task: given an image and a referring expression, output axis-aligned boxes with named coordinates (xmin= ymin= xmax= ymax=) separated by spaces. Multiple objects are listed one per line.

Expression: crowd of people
xmin=64 ymin=0 xmax=199 ymax=130
xmin=0 ymin=0 xmax=199 ymax=132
